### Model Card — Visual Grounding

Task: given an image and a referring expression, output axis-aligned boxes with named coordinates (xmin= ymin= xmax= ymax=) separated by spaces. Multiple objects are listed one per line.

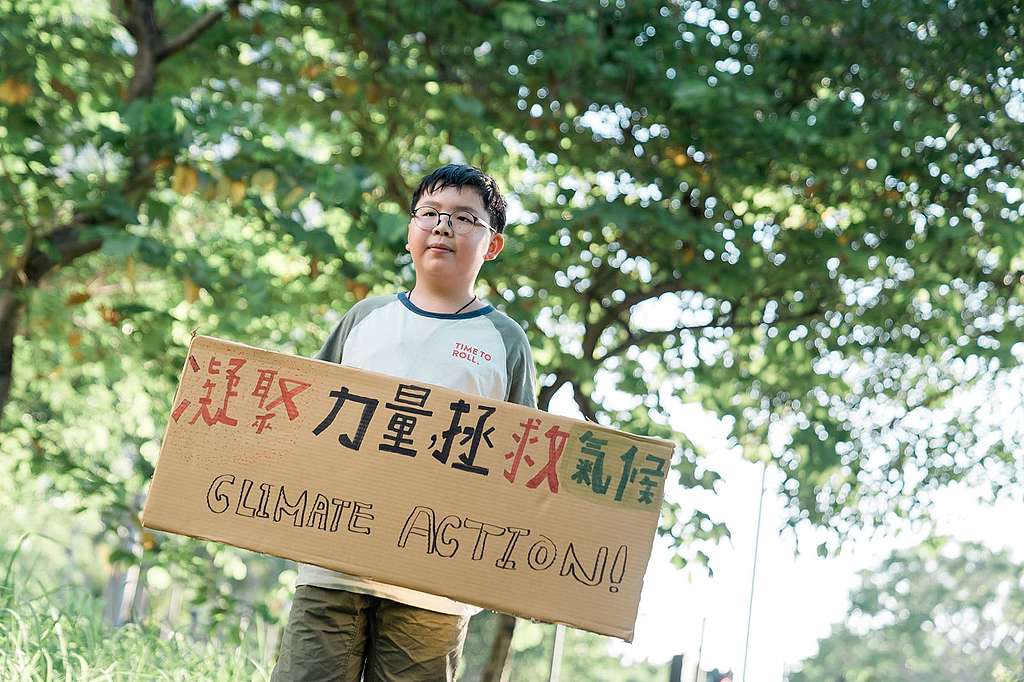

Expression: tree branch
xmin=595 ymin=303 xmax=824 ymax=363
xmin=340 ymin=0 xmax=389 ymax=67
xmin=597 ymin=319 xmax=726 ymax=364
xmin=571 ymin=381 xmax=600 ymax=422
xmin=24 ymin=217 xmax=106 ymax=284
xmin=580 ymin=260 xmax=626 ymax=359
xmin=537 ymin=370 xmax=569 ymax=411
xmin=156 ymin=0 xmax=239 ymax=63
xmin=581 ymin=276 xmax=686 ymax=361
xmin=0 ymin=155 xmax=39 ymax=285
xmin=453 ymin=0 xmax=500 ymax=17
xmin=123 ymin=0 xmax=161 ymax=101
xmin=615 ymin=279 xmax=689 ymax=316
xmin=421 ymin=34 xmax=470 ymax=88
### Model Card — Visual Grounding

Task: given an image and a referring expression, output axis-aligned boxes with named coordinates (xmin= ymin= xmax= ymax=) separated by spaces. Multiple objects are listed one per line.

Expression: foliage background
xmin=2 ymin=0 xmax=1023 ymax=678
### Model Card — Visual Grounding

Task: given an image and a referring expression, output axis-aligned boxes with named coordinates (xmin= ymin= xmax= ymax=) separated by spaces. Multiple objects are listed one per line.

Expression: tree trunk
xmin=118 ymin=562 xmax=144 ymax=624
xmin=0 ymin=288 xmax=22 ymax=425
xmin=164 ymin=586 xmax=184 ymax=638
xmin=481 ymin=613 xmax=517 ymax=682
xmin=103 ymin=565 xmax=129 ymax=626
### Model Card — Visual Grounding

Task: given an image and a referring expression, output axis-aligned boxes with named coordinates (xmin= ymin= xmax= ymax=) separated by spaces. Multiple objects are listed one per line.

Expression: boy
xmin=271 ymin=164 xmax=537 ymax=682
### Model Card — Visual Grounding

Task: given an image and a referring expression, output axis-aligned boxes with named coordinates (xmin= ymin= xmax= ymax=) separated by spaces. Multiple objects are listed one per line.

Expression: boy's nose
xmin=432 ymin=219 xmax=454 ymax=237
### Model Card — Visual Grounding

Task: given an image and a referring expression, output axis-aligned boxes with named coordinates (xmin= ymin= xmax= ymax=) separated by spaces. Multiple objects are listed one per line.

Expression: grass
xmin=1 ymin=535 xmax=275 ymax=681
xmin=0 ymin=591 xmax=276 ymax=680
xmin=0 ymin=532 xmax=664 ymax=681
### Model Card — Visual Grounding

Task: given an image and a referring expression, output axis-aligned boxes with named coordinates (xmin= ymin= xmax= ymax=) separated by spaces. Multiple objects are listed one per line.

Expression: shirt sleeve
xmin=314 ymin=295 xmax=396 ymax=363
xmin=506 ymin=335 xmax=538 ymax=409
xmin=313 ymin=307 xmax=359 ymax=363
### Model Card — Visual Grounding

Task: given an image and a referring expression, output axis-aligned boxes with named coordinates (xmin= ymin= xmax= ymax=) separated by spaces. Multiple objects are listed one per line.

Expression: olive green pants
xmin=271 ymin=586 xmax=470 ymax=682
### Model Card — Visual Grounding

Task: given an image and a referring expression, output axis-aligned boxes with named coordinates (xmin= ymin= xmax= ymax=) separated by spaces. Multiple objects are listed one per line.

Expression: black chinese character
xmin=430 ymin=399 xmax=496 ymax=475
xmin=379 ymin=384 xmax=433 ymax=457
xmin=312 ymin=386 xmax=379 ymax=450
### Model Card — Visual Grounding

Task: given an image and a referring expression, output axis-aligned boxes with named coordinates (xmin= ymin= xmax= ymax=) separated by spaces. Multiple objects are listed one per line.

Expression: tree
xmin=789 ymin=539 xmax=1024 ymax=682
xmin=3 ymin=0 xmax=1024 ymax=678
xmin=460 ymin=614 xmax=664 ymax=682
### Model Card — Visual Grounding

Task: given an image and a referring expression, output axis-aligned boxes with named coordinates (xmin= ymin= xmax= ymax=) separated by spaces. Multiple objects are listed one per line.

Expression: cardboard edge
xmin=140 ymin=332 xmax=202 ymax=529
xmin=148 ymin=334 xmax=667 ymax=640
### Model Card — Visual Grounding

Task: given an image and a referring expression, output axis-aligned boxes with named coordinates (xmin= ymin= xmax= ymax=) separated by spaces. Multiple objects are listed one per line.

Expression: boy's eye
xmin=454 ymin=212 xmax=476 ymax=224
xmin=421 ymin=209 xmax=439 ymax=218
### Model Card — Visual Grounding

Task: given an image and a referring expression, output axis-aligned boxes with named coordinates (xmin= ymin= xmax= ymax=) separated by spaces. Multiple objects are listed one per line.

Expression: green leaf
xmin=499 ymin=3 xmax=535 ymax=31
xmin=278 ymin=216 xmax=338 ymax=255
xmin=318 ymin=167 xmax=358 ymax=206
xmin=101 ymin=235 xmax=141 ymax=259
xmin=452 ymin=95 xmax=484 ymax=118
xmin=374 ymin=211 xmax=408 ymax=246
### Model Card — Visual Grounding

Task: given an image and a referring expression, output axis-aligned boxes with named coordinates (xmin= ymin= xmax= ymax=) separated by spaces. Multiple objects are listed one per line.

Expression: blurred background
xmin=2 ymin=0 xmax=1023 ymax=679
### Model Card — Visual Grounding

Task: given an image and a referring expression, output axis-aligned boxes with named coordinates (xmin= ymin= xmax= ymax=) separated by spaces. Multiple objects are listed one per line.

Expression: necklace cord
xmin=452 ymin=295 xmax=477 ymax=315
xmin=411 ymin=291 xmax=477 ymax=315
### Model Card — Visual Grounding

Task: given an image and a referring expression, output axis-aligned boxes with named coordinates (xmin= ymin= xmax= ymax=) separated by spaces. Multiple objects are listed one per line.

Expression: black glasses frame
xmin=410 ymin=207 xmax=495 ymax=235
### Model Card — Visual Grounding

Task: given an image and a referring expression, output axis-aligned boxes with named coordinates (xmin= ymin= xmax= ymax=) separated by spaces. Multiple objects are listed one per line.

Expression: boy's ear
xmin=483 ymin=233 xmax=505 ymax=261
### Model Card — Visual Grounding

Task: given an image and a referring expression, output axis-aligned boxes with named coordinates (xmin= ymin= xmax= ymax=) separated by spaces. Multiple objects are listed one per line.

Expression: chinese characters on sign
xmin=172 ymin=353 xmax=668 ymax=506
xmin=145 ymin=336 xmax=677 ymax=642
xmin=503 ymin=418 xmax=569 ymax=493
xmin=569 ymin=432 xmax=668 ymax=506
xmin=172 ymin=354 xmax=311 ymax=433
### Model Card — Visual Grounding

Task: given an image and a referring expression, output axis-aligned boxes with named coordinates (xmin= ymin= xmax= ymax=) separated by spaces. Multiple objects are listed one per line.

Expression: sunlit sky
xmin=542 ymin=292 xmax=1024 ymax=681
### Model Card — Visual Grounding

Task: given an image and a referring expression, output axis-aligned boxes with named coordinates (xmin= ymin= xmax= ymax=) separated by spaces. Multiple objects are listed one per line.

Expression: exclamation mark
xmin=608 ymin=545 xmax=628 ymax=593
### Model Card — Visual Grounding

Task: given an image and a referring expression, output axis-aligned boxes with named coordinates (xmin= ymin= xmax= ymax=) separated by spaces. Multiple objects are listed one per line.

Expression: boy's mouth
xmin=427 ymin=243 xmax=454 ymax=253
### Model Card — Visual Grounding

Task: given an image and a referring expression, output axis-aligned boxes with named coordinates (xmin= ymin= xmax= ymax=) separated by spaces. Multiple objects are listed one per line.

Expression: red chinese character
xmin=172 ymin=354 xmax=202 ymax=422
xmin=503 ymin=417 xmax=541 ymax=483
xmin=252 ymin=369 xmax=278 ymax=408
xmin=264 ymin=378 xmax=311 ymax=420
xmin=251 ymin=413 xmax=275 ymax=434
xmin=525 ymin=425 xmax=570 ymax=493
xmin=252 ymin=373 xmax=311 ymax=432
xmin=188 ymin=356 xmax=246 ymax=427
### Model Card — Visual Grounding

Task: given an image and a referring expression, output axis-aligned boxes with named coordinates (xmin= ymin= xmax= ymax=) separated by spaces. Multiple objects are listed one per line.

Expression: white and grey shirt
xmin=295 ymin=292 xmax=538 ymax=615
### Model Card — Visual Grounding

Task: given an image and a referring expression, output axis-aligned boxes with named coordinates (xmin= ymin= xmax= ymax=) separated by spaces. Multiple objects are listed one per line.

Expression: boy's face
xmin=406 ymin=185 xmax=504 ymax=292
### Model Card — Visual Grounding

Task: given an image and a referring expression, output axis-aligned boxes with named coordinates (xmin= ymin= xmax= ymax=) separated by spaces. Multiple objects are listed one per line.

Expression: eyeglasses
xmin=411 ymin=206 xmax=494 ymax=236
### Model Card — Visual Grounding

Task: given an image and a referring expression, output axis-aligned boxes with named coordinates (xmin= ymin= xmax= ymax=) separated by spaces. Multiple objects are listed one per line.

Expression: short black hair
xmin=410 ymin=164 xmax=508 ymax=233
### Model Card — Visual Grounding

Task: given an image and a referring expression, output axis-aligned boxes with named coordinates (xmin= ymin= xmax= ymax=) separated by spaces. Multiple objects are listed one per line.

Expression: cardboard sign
xmin=142 ymin=335 xmax=674 ymax=641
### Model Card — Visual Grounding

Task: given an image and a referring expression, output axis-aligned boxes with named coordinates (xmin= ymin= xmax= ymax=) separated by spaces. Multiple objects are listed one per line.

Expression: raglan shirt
xmin=294 ymin=292 xmax=538 ymax=617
